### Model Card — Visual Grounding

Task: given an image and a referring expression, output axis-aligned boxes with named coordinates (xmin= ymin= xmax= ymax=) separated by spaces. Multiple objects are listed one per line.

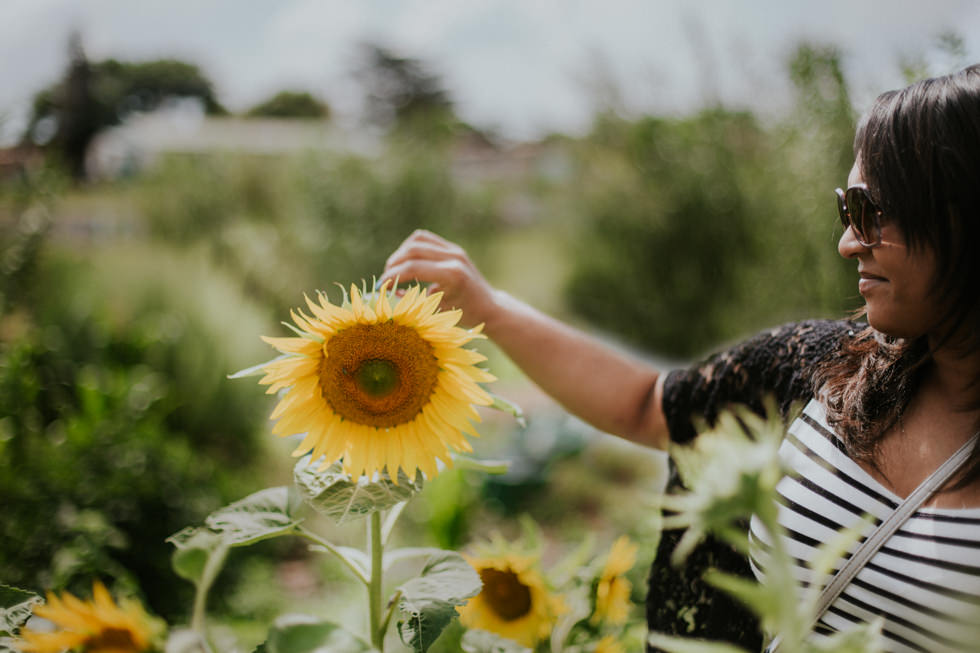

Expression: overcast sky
xmin=2 ymin=0 xmax=979 ymax=144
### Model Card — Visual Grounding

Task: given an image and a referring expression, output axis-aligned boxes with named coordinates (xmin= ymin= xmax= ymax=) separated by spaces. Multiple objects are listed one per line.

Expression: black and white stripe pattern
xmin=749 ymin=400 xmax=980 ymax=652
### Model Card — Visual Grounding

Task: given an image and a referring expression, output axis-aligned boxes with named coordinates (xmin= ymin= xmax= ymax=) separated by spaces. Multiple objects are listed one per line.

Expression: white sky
xmin=1 ymin=0 xmax=979 ymax=144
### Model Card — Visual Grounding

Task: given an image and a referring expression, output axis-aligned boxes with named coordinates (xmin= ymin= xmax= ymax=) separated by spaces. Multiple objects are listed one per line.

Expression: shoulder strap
xmin=767 ymin=432 xmax=978 ymax=652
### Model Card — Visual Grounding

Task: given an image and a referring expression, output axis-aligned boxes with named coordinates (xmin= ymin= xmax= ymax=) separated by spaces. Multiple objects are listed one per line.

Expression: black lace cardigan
xmin=647 ymin=319 xmax=860 ymax=651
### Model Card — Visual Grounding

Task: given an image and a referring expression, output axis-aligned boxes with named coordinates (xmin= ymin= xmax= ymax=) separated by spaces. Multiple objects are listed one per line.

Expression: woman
xmin=382 ymin=65 xmax=980 ymax=652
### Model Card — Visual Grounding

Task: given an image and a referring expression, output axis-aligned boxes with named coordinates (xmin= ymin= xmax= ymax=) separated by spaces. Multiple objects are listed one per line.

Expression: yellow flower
xmin=594 ymin=634 xmax=625 ymax=653
xmin=259 ymin=282 xmax=495 ymax=480
xmin=458 ymin=551 xmax=566 ymax=647
xmin=17 ymin=582 xmax=162 ymax=653
xmin=591 ymin=535 xmax=638 ymax=625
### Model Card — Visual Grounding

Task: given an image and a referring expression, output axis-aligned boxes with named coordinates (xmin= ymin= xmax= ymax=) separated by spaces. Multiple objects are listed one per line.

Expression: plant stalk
xmin=369 ymin=510 xmax=385 ymax=651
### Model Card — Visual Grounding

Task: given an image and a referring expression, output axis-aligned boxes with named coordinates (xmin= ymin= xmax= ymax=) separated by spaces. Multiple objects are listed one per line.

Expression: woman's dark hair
xmin=817 ymin=64 xmax=980 ymax=485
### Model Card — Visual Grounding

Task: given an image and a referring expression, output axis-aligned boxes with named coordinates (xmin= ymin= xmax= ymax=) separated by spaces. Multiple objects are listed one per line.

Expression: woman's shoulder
xmin=662 ymin=318 xmax=863 ymax=445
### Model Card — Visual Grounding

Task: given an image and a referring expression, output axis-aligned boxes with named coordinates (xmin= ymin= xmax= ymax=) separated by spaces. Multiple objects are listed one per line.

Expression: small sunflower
xmin=458 ymin=551 xmax=566 ymax=647
xmin=594 ymin=634 xmax=626 ymax=653
xmin=591 ymin=536 xmax=638 ymax=625
xmin=259 ymin=281 xmax=495 ymax=480
xmin=17 ymin=582 xmax=162 ymax=653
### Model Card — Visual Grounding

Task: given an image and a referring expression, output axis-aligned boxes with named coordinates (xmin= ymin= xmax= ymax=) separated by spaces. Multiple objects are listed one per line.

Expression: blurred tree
xmin=23 ymin=33 xmax=225 ymax=179
xmin=355 ymin=43 xmax=457 ymax=140
xmin=563 ymin=43 xmax=859 ymax=359
xmin=246 ymin=90 xmax=330 ymax=119
xmin=900 ymin=30 xmax=969 ymax=84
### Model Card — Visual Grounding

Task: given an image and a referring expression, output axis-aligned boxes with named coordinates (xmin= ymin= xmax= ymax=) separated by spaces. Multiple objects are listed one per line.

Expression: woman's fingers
xmin=381 ymin=231 xmax=495 ymax=326
xmin=383 ymin=231 xmax=474 ymax=283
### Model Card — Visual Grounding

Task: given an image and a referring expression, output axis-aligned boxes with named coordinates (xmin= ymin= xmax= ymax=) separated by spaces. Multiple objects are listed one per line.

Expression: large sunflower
xmin=457 ymin=551 xmax=566 ymax=647
xmin=17 ymin=582 xmax=162 ymax=653
xmin=591 ymin=535 xmax=638 ymax=625
xmin=259 ymin=281 xmax=495 ymax=480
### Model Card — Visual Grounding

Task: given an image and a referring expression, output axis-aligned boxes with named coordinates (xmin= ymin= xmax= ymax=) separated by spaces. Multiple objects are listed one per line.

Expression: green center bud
xmin=355 ymin=359 xmax=400 ymax=397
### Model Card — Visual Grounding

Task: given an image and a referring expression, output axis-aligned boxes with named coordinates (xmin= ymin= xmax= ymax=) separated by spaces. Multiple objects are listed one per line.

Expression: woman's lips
xmin=858 ymin=271 xmax=887 ymax=294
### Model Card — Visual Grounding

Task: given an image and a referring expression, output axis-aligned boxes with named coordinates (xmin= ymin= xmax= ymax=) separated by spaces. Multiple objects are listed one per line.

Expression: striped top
xmin=749 ymin=399 xmax=980 ymax=652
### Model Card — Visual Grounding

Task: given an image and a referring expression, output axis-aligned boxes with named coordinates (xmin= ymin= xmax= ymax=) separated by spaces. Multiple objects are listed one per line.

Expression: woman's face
xmin=838 ymin=158 xmax=940 ymax=339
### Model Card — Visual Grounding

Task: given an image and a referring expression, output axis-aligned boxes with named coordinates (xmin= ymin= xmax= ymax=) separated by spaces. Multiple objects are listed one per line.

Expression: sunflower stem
xmin=190 ymin=543 xmax=228 ymax=643
xmin=369 ymin=510 xmax=385 ymax=650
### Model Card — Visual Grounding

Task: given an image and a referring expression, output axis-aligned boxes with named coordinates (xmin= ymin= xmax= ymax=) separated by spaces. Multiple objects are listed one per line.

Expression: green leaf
xmin=384 ymin=547 xmax=445 ymax=573
xmin=460 ymin=629 xmax=532 ymax=653
xmin=168 ymin=486 xmax=303 ymax=595
xmin=170 ymin=486 xmax=305 ymax=551
xmin=165 ymin=628 xmax=215 ymax=653
xmin=397 ymin=551 xmax=482 ymax=653
xmin=424 ymin=618 xmax=465 ymax=653
xmin=294 ymin=456 xmax=423 ymax=523
xmin=812 ymin=618 xmax=886 ymax=653
xmin=201 ymin=486 xmax=306 ymax=546
xmin=228 ymin=354 xmax=292 ymax=379
xmin=450 ymin=455 xmax=511 ymax=475
xmin=488 ymin=393 xmax=526 ymax=428
xmin=645 ymin=632 xmax=748 ymax=653
xmin=168 ymin=528 xmax=227 ymax=585
xmin=257 ymin=614 xmax=373 ymax=653
xmin=0 ymin=584 xmax=41 ymax=636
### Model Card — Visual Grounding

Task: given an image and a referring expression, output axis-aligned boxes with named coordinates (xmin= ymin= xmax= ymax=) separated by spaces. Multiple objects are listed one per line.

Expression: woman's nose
xmin=838 ymin=225 xmax=867 ymax=259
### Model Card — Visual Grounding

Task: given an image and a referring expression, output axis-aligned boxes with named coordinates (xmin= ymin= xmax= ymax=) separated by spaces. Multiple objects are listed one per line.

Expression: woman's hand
xmin=382 ymin=229 xmax=498 ymax=329
xmin=382 ymin=229 xmax=669 ymax=449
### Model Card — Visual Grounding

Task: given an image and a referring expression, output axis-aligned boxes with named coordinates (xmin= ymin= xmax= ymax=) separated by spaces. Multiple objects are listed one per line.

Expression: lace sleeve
xmin=662 ymin=319 xmax=859 ymax=444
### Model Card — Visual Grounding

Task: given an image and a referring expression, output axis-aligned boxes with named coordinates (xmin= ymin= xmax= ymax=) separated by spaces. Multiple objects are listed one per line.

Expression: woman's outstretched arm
xmin=382 ymin=229 xmax=670 ymax=449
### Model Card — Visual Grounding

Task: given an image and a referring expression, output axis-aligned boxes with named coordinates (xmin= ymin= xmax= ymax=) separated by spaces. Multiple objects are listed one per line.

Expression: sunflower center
xmin=356 ymin=359 xmax=400 ymax=397
xmin=320 ymin=322 xmax=439 ymax=428
xmin=87 ymin=627 xmax=139 ymax=652
xmin=479 ymin=567 xmax=532 ymax=621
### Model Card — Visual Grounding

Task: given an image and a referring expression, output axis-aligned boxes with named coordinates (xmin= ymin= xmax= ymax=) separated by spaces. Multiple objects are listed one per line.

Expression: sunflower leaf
xmin=0 ymin=584 xmax=42 ymax=636
xmin=255 ymin=614 xmax=373 ymax=653
xmin=203 ymin=486 xmax=306 ymax=546
xmin=645 ymin=632 xmax=748 ymax=653
xmin=294 ymin=457 xmax=424 ymax=523
xmin=460 ymin=629 xmax=532 ymax=653
xmin=449 ymin=454 xmax=511 ymax=475
xmin=167 ymin=528 xmax=229 ymax=589
xmin=396 ymin=551 xmax=482 ymax=653
xmin=488 ymin=393 xmax=526 ymax=428
xmin=164 ymin=628 xmax=215 ymax=653
xmin=228 ymin=354 xmax=293 ymax=379
xmin=168 ymin=486 xmax=305 ymax=587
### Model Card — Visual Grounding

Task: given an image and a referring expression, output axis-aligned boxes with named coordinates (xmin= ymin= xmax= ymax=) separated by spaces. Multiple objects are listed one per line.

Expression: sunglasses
xmin=835 ymin=183 xmax=884 ymax=248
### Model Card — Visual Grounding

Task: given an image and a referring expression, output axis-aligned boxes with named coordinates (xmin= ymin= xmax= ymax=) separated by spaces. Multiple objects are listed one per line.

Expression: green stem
xmin=380 ymin=589 xmax=403 ymax=640
xmin=190 ymin=545 xmax=228 ymax=640
xmin=296 ymin=526 xmax=370 ymax=586
xmin=369 ymin=510 xmax=385 ymax=651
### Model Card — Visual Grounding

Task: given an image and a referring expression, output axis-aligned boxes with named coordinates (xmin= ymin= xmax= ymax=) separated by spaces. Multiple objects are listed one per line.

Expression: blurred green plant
xmin=564 ymin=44 xmax=857 ymax=358
xmin=136 ymin=149 xmax=496 ymax=314
xmin=0 ymin=176 xmax=268 ymax=619
xmin=649 ymin=405 xmax=884 ymax=653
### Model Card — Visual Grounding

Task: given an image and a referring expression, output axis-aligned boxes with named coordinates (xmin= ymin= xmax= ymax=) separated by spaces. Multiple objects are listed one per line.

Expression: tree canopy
xmin=246 ymin=90 xmax=329 ymax=119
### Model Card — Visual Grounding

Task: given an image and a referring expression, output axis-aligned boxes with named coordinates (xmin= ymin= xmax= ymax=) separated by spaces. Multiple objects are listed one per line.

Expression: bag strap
xmin=766 ymin=432 xmax=978 ymax=652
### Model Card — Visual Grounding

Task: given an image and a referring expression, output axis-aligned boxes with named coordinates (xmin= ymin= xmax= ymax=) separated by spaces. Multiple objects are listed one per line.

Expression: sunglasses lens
xmin=844 ymin=187 xmax=878 ymax=245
